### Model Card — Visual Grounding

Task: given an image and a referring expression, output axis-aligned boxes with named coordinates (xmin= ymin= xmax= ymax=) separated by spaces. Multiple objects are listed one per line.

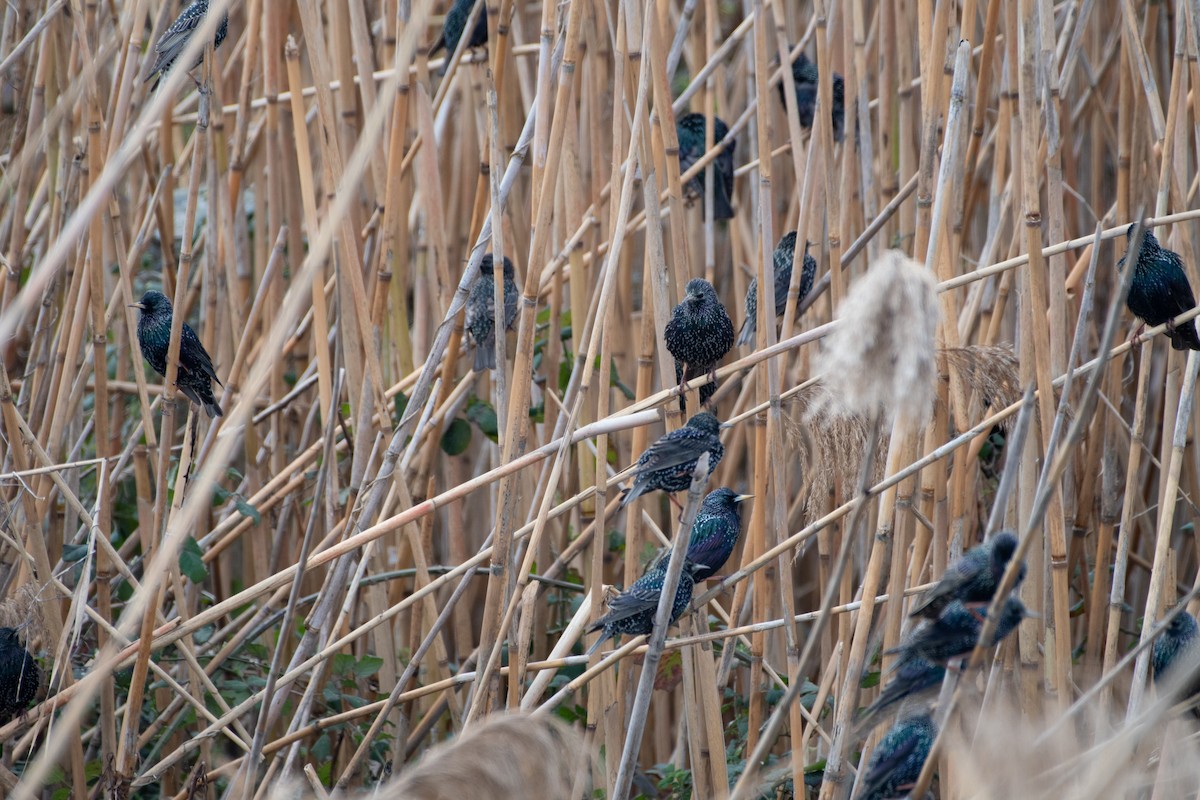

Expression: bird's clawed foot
xmin=1129 ymin=322 xmax=1147 ymax=348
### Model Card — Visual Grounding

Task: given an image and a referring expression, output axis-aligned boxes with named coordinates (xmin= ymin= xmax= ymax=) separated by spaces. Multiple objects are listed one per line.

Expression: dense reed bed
xmin=2 ymin=0 xmax=1200 ymax=797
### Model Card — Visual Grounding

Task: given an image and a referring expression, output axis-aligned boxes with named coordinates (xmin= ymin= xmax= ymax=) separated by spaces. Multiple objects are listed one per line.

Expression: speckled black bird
xmin=653 ymin=487 xmax=753 ymax=581
xmin=0 ymin=628 xmax=40 ymax=724
xmin=857 ymin=655 xmax=945 ymax=734
xmin=778 ymin=51 xmax=846 ymax=143
xmin=665 ymin=278 xmax=734 ymax=402
xmin=737 ymin=231 xmax=817 ymax=347
xmin=889 ymin=597 xmax=1029 ymax=666
xmin=855 ymin=713 xmax=936 ymax=800
xmin=620 ymin=412 xmax=724 ymax=507
xmin=144 ymin=0 xmax=229 ymax=92
xmin=676 ymin=113 xmax=736 ymax=220
xmin=131 ymin=290 xmax=223 ymax=418
xmin=674 ymin=360 xmax=716 ymax=411
xmin=1153 ymin=609 xmax=1200 ymax=708
xmin=465 ymin=254 xmax=519 ymax=372
xmin=1121 ymin=225 xmax=1200 ymax=350
xmin=586 ymin=560 xmax=704 ymax=655
xmin=909 ymin=531 xmax=1025 ymax=620
xmin=428 ymin=0 xmax=488 ymax=61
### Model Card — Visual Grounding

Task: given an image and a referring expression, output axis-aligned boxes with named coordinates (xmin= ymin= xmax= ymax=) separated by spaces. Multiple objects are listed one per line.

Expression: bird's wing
xmin=635 ymin=432 xmax=716 ymax=474
xmin=147 ymin=9 xmax=205 ymax=75
xmin=687 ymin=516 xmax=731 ymax=566
xmin=180 ymin=324 xmax=221 ymax=384
xmin=601 ymin=581 xmax=662 ymax=624
xmin=465 ymin=280 xmax=495 ymax=331
xmin=1165 ymin=252 xmax=1198 ymax=316
xmin=858 ymin=734 xmax=922 ymax=797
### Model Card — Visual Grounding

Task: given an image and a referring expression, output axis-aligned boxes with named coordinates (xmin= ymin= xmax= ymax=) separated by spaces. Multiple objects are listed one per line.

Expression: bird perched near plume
xmin=0 ymin=628 xmax=40 ymax=724
xmin=144 ymin=0 xmax=229 ymax=92
xmin=909 ymin=531 xmax=1025 ymax=620
xmin=676 ymin=113 xmax=736 ymax=220
xmin=665 ymin=278 xmax=734 ymax=405
xmin=856 ymin=655 xmax=945 ymax=734
xmin=586 ymin=559 xmax=703 ymax=656
xmin=620 ymin=412 xmax=724 ymax=507
xmin=1121 ymin=224 xmax=1200 ymax=350
xmin=428 ymin=0 xmax=488 ymax=63
xmin=465 ymin=254 xmax=519 ymax=372
xmin=737 ymin=231 xmax=817 ymax=347
xmin=889 ymin=597 xmax=1029 ymax=666
xmin=855 ymin=713 xmax=936 ymax=800
xmin=1153 ymin=608 xmax=1200 ymax=711
xmin=778 ymin=51 xmax=845 ymax=143
xmin=131 ymin=290 xmax=224 ymax=418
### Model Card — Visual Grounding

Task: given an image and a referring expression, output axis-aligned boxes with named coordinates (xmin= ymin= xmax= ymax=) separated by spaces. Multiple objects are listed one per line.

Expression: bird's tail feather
xmin=585 ymin=630 xmax=610 ymax=657
xmin=205 ymin=400 xmax=224 ymax=418
xmin=1171 ymin=319 xmax=1200 ymax=351
xmin=713 ymin=185 xmax=735 ymax=220
xmin=473 ymin=339 xmax=496 ymax=372
xmin=736 ymin=316 xmax=755 ymax=347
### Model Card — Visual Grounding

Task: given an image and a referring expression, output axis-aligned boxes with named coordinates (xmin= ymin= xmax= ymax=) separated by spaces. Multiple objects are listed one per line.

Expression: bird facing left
xmin=130 ymin=290 xmax=225 ymax=418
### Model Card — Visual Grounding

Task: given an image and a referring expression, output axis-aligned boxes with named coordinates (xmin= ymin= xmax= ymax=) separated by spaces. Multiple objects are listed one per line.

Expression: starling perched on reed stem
xmin=889 ymin=597 xmax=1029 ymax=666
xmin=429 ymin=0 xmax=488 ymax=59
xmin=665 ymin=278 xmax=734 ymax=403
xmin=1153 ymin=609 xmax=1200 ymax=709
xmin=909 ymin=531 xmax=1025 ymax=620
xmin=676 ymin=113 xmax=736 ymax=220
xmin=855 ymin=713 xmax=936 ymax=800
xmin=680 ymin=487 xmax=751 ymax=581
xmin=586 ymin=559 xmax=703 ymax=656
xmin=131 ymin=291 xmax=224 ymax=418
xmin=778 ymin=51 xmax=845 ymax=143
xmin=0 ymin=628 xmax=39 ymax=724
xmin=144 ymin=0 xmax=229 ymax=92
xmin=737 ymin=231 xmax=817 ymax=347
xmin=857 ymin=655 xmax=945 ymax=734
xmin=465 ymin=254 xmax=519 ymax=372
xmin=1121 ymin=225 xmax=1200 ymax=350
xmin=620 ymin=412 xmax=724 ymax=507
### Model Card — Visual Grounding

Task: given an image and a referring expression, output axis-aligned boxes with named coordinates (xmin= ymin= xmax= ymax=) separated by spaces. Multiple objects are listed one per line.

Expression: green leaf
xmin=394 ymin=390 xmax=409 ymax=420
xmin=235 ymin=497 xmax=261 ymax=525
xmin=354 ymin=655 xmax=384 ymax=679
xmin=211 ymin=484 xmax=232 ymax=505
xmin=465 ymin=396 xmax=499 ymax=442
xmin=558 ymin=357 xmax=573 ymax=394
xmin=859 ymin=670 xmax=881 ymax=689
xmin=332 ymin=653 xmax=356 ymax=676
xmin=440 ymin=418 xmax=472 ymax=455
xmin=62 ymin=543 xmax=89 ymax=563
xmin=179 ymin=537 xmax=208 ymax=584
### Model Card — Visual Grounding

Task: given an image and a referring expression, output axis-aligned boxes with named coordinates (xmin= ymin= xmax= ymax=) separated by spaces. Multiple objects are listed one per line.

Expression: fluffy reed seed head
xmin=815 ymin=250 xmax=939 ymax=427
xmin=942 ymin=344 xmax=1021 ymax=423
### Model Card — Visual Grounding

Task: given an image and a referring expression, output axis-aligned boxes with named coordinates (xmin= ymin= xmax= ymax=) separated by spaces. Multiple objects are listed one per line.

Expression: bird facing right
xmin=620 ymin=412 xmax=725 ymax=507
xmin=738 ymin=231 xmax=817 ymax=347
xmin=665 ymin=278 xmax=735 ymax=402
xmin=144 ymin=0 xmax=229 ymax=92
xmin=0 ymin=627 xmax=40 ymax=724
xmin=676 ymin=113 xmax=737 ymax=220
xmin=586 ymin=559 xmax=704 ymax=656
xmin=889 ymin=597 xmax=1029 ymax=666
xmin=130 ymin=290 xmax=224 ymax=418
xmin=855 ymin=712 xmax=936 ymax=800
xmin=465 ymin=254 xmax=519 ymax=372
xmin=908 ymin=531 xmax=1025 ymax=620
xmin=1121 ymin=224 xmax=1200 ymax=350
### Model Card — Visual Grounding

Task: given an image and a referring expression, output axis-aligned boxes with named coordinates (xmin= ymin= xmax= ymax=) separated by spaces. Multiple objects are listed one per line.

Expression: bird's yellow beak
xmin=128 ymin=303 xmax=146 ymax=310
xmin=734 ymin=494 xmax=753 ymax=503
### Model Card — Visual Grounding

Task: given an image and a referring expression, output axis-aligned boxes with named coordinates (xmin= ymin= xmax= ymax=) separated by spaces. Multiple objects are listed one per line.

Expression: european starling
xmin=144 ymin=0 xmax=229 ymax=92
xmin=682 ymin=487 xmax=752 ymax=581
xmin=909 ymin=531 xmax=1025 ymax=620
xmin=889 ymin=597 xmax=1029 ymax=666
xmin=778 ymin=51 xmax=845 ymax=143
xmin=1120 ymin=225 xmax=1200 ymax=350
xmin=665 ymin=278 xmax=735 ymax=402
xmin=465 ymin=254 xmax=519 ymax=372
xmin=620 ymin=412 xmax=725 ymax=507
xmin=737 ymin=231 xmax=818 ymax=347
xmin=0 ymin=628 xmax=40 ymax=724
xmin=676 ymin=113 xmax=736 ymax=220
xmin=857 ymin=655 xmax=945 ymax=734
xmin=131 ymin=290 xmax=224 ymax=418
xmin=585 ymin=559 xmax=704 ymax=656
xmin=1153 ymin=609 xmax=1200 ymax=709
xmin=855 ymin=713 xmax=936 ymax=800
xmin=428 ymin=0 xmax=488 ymax=60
